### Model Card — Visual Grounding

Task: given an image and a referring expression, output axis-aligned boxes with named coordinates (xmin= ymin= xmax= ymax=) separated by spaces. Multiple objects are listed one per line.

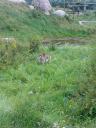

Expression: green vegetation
xmin=0 ymin=0 xmax=96 ymax=128
xmin=0 ymin=42 xmax=96 ymax=128
xmin=0 ymin=0 xmax=96 ymax=44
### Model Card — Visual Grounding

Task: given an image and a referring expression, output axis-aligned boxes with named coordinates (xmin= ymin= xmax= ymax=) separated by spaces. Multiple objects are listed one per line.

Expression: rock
xmin=29 ymin=5 xmax=34 ymax=10
xmin=45 ymin=11 xmax=50 ymax=15
xmin=53 ymin=10 xmax=67 ymax=17
xmin=32 ymin=0 xmax=52 ymax=14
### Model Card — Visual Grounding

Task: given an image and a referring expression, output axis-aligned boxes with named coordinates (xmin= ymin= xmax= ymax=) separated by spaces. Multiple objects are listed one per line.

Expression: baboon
xmin=38 ymin=53 xmax=51 ymax=64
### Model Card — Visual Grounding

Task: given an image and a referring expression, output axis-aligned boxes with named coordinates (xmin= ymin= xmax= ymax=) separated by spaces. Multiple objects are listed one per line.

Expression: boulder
xmin=32 ymin=0 xmax=52 ymax=14
xmin=53 ymin=10 xmax=67 ymax=17
xmin=29 ymin=5 xmax=34 ymax=10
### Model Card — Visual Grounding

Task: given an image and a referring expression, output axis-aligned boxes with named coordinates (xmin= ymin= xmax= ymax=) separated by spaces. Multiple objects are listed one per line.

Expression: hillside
xmin=0 ymin=0 xmax=96 ymax=43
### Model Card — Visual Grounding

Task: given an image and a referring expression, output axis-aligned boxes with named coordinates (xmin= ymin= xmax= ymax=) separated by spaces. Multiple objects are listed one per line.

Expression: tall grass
xmin=0 ymin=42 xmax=96 ymax=128
xmin=0 ymin=1 xmax=96 ymax=127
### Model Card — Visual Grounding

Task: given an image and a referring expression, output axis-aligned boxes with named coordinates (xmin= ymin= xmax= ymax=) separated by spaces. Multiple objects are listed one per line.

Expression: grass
xmin=0 ymin=0 xmax=96 ymax=44
xmin=0 ymin=0 xmax=96 ymax=127
xmin=0 ymin=42 xmax=96 ymax=128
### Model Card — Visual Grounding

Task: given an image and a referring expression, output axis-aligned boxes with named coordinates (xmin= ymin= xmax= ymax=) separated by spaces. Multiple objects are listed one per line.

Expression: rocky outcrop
xmin=32 ymin=0 xmax=52 ymax=15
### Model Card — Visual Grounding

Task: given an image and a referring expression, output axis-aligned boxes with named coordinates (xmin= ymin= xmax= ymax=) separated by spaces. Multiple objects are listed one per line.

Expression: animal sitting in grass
xmin=38 ymin=53 xmax=51 ymax=64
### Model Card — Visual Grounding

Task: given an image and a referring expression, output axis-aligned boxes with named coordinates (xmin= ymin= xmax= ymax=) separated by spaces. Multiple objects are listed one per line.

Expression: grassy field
xmin=0 ymin=42 xmax=96 ymax=128
xmin=0 ymin=0 xmax=96 ymax=128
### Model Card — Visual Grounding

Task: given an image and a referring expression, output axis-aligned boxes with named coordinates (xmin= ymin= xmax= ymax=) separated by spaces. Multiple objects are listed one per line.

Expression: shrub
xmin=65 ymin=15 xmax=72 ymax=23
xmin=48 ymin=43 xmax=56 ymax=51
xmin=31 ymin=9 xmax=44 ymax=18
xmin=29 ymin=35 xmax=42 ymax=53
xmin=0 ymin=38 xmax=17 ymax=66
xmin=29 ymin=41 xmax=39 ymax=53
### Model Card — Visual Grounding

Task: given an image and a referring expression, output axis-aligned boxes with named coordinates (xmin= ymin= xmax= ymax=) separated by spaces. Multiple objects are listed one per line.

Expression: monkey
xmin=38 ymin=53 xmax=51 ymax=64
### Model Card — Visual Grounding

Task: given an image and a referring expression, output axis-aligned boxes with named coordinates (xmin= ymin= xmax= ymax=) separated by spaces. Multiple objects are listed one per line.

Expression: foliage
xmin=48 ymin=43 xmax=56 ymax=51
xmin=0 ymin=42 xmax=96 ymax=128
xmin=0 ymin=39 xmax=17 ymax=66
xmin=0 ymin=0 xmax=96 ymax=44
xmin=29 ymin=35 xmax=42 ymax=53
xmin=0 ymin=1 xmax=96 ymax=128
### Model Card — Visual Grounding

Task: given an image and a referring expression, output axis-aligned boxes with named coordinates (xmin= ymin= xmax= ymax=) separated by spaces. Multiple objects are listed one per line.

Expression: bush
xmin=29 ymin=35 xmax=42 ymax=53
xmin=0 ymin=38 xmax=17 ymax=66
xmin=65 ymin=15 xmax=72 ymax=23
xmin=31 ymin=9 xmax=44 ymax=18
xmin=29 ymin=41 xmax=39 ymax=53
xmin=48 ymin=43 xmax=56 ymax=51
